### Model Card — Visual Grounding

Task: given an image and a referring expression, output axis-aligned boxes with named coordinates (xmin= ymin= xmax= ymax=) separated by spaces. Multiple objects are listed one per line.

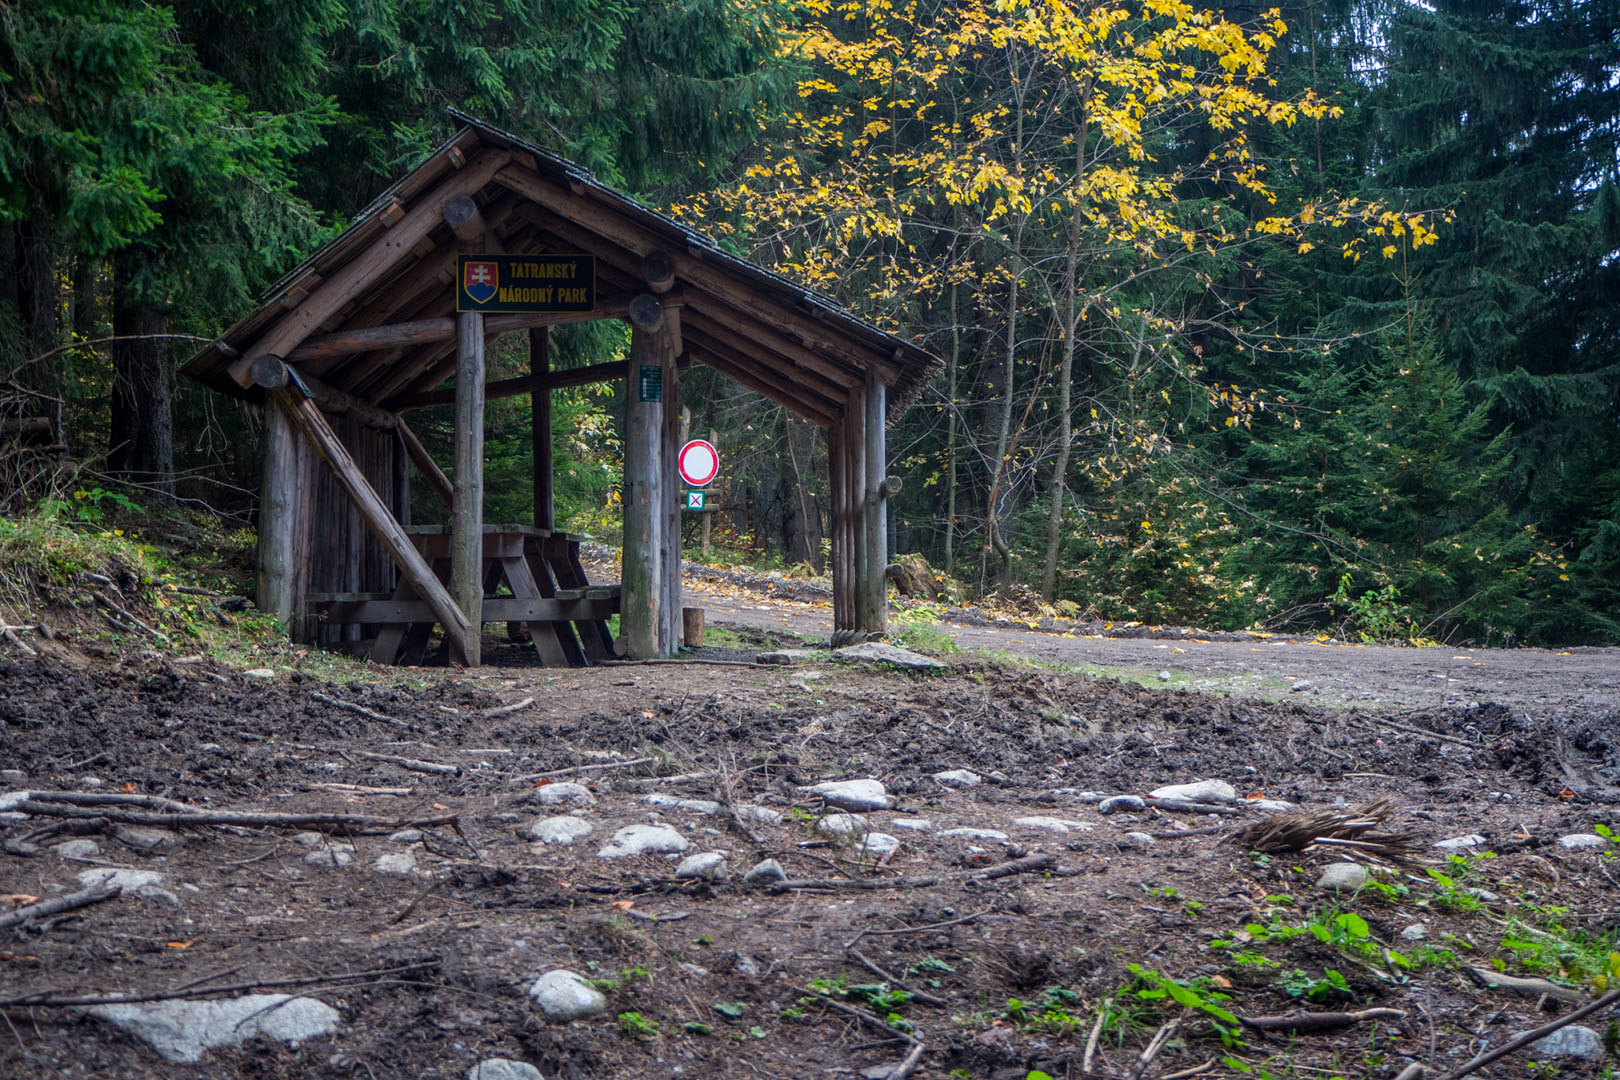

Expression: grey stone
xmin=817 ymin=813 xmax=867 ymax=835
xmin=372 ymin=852 xmax=418 ymax=876
xmin=136 ymin=886 xmax=182 ymax=908
xmin=832 ymin=642 xmax=946 ymax=670
xmin=735 ymin=805 xmax=783 ymax=826
xmin=644 ymin=794 xmax=724 ymax=815
xmin=528 ymin=970 xmax=607 ymax=1021
xmin=933 ymin=769 xmax=982 ymax=787
xmin=678 ymin=963 xmax=711 ymax=977
xmin=79 ymin=776 xmax=105 ymax=789
xmin=76 ymin=867 xmax=164 ymax=892
xmin=597 ymin=824 xmax=689 ymax=859
xmin=742 ymin=858 xmax=787 ymax=885
xmin=468 ymin=1059 xmax=545 ymax=1080
xmin=1158 ymin=670 xmax=1172 ymax=681
xmin=807 ymin=779 xmax=890 ymax=811
xmin=1433 ymin=834 xmax=1486 ymax=851
xmin=856 ymin=832 xmax=901 ymax=857
xmin=1013 ymin=816 xmax=1072 ymax=833
xmin=674 ymin=851 xmax=729 ymax=882
xmin=388 ymin=829 xmax=423 ymax=843
xmin=1315 ymin=863 xmax=1371 ymax=890
xmin=1098 ymin=795 xmax=1146 ymax=814
xmin=529 ymin=817 xmax=594 ymax=845
xmin=1290 ymin=680 xmax=1312 ymax=692
xmin=1525 ymin=1025 xmax=1604 ymax=1063
xmin=889 ymin=817 xmax=933 ymax=831
xmin=1558 ymin=832 xmax=1609 ymax=851
xmin=0 ymin=790 xmax=29 ymax=812
xmin=757 ymin=649 xmax=817 ymax=665
xmin=1122 ymin=832 xmax=1157 ymax=848
xmin=732 ymin=953 xmax=760 ymax=978
xmin=0 ymin=769 xmax=24 ymax=784
xmin=242 ymin=668 xmax=276 ymax=680
xmin=1400 ymin=924 xmax=1428 ymax=942
xmin=1250 ymin=799 xmax=1297 ymax=813
xmin=113 ymin=826 xmax=184 ymax=855
xmin=291 ymin=831 xmax=326 ymax=847
xmin=303 ymin=848 xmax=352 ymax=869
xmin=84 ymin=995 xmax=338 ymax=1063
xmin=54 ymin=839 xmax=101 ymax=860
xmin=1149 ymin=779 xmax=1237 ymax=803
xmin=526 ymin=782 xmax=596 ymax=807
xmin=940 ymin=827 xmax=1008 ymax=840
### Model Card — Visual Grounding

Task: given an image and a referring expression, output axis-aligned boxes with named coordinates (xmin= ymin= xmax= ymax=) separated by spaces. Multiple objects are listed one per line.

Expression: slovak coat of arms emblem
xmin=462 ymin=260 xmax=498 ymax=304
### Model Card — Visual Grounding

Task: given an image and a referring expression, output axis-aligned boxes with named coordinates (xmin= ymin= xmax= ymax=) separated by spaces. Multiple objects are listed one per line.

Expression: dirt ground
xmin=1 ymin=592 xmax=1618 ymax=1080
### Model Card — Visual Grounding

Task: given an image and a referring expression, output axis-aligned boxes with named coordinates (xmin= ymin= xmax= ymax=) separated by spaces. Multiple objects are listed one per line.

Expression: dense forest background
xmin=3 ymin=0 xmax=1617 ymax=646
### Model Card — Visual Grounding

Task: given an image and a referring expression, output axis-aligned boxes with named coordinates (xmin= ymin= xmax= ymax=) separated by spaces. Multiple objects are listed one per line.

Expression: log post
xmin=701 ymin=426 xmax=716 ymax=555
xmin=861 ymin=371 xmax=889 ymax=638
xmin=621 ymin=295 xmax=669 ymax=658
xmin=829 ymin=420 xmax=853 ymax=640
xmin=257 ymin=399 xmax=300 ymax=624
xmin=531 ymin=327 xmax=553 ymax=531
xmin=396 ymin=416 xmax=453 ymax=508
xmin=660 ymin=308 xmax=683 ymax=652
xmin=848 ymin=384 xmax=870 ymax=635
xmin=450 ymin=309 xmax=485 ymax=665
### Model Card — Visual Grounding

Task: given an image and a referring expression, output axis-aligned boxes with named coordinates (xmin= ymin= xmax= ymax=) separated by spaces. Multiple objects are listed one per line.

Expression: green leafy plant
xmin=1128 ymin=965 xmax=1246 ymax=1049
xmin=1277 ymin=967 xmax=1351 ymax=1002
xmin=618 ymin=1011 xmax=660 ymax=1039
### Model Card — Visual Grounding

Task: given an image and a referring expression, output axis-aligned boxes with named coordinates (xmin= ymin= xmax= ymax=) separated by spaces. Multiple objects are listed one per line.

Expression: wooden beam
xmin=396 ymin=416 xmax=453 ymax=508
xmin=252 ymin=356 xmax=400 ymax=430
xmin=622 ymin=309 xmax=670 ymax=658
xmin=229 ymin=148 xmax=511 ymax=387
xmin=681 ymin=317 xmax=851 ymax=402
xmin=643 ymin=250 xmax=676 ymax=293
xmin=861 ymin=370 xmax=888 ymax=637
xmin=387 ymin=353 xmax=691 ymax=411
xmin=290 ymin=311 xmax=583 ymax=363
xmin=686 ymin=347 xmax=835 ymax=427
xmin=531 ymin=327 xmax=553 ymax=532
xmin=680 ymin=325 xmax=843 ymax=419
xmin=660 ymin=305 xmax=682 ymax=652
xmin=451 ymin=310 xmax=486 ymax=665
xmin=315 ymin=595 xmax=618 ymax=625
xmin=257 ymin=400 xmax=299 ymax=623
xmin=273 ymin=387 xmax=472 ymax=657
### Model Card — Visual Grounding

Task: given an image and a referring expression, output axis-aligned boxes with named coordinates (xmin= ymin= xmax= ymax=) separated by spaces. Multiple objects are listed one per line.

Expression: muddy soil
xmin=1 ymin=641 xmax=1617 ymax=1080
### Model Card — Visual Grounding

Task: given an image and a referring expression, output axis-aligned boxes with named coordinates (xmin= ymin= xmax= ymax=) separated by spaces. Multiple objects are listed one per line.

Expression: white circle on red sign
xmin=678 ymin=439 xmax=719 ymax=487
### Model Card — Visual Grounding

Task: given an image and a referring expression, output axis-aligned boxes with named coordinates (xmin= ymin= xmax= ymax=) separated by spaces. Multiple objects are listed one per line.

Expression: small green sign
xmin=456 ymin=254 xmax=595 ymax=313
xmin=685 ymin=490 xmax=705 ymax=511
xmin=638 ymin=364 xmax=663 ymax=403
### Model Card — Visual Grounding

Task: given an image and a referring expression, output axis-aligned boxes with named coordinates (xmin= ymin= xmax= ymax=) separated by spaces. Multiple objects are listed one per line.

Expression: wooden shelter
xmin=182 ymin=115 xmax=938 ymax=665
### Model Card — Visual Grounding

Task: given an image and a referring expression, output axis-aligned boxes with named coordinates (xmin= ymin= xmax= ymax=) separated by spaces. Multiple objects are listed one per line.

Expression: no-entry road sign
xmin=678 ymin=439 xmax=719 ymax=487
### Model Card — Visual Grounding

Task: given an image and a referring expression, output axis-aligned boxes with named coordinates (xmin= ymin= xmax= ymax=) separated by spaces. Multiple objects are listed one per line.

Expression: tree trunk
xmin=14 ymin=215 xmax=64 ymax=445
xmin=1042 ymin=112 xmax=1088 ymax=602
xmin=110 ymin=248 xmax=175 ymax=499
xmin=945 ymin=280 xmax=959 ymax=577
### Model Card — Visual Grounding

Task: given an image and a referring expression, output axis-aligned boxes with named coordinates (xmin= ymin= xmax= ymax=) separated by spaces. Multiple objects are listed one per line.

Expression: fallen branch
xmin=808 ymin=989 xmax=925 ymax=1078
xmin=863 ymin=909 xmax=992 ymax=938
xmin=0 ymin=960 xmax=439 ymax=1009
xmin=1 ymin=627 xmax=37 ymax=657
xmin=520 ymin=756 xmax=658 ymax=781
xmin=1 ymin=790 xmax=194 ymax=814
xmin=0 ymin=881 xmax=121 ymax=930
xmin=969 ymin=852 xmax=1056 ymax=882
xmin=1146 ymin=797 xmax=1240 ymax=815
xmin=1467 ymin=967 xmax=1580 ymax=1004
xmin=1240 ymin=1007 xmax=1405 ymax=1034
xmin=1435 ymin=987 xmax=1620 ymax=1080
xmin=358 ymin=751 xmax=460 ymax=776
xmin=310 ymin=691 xmax=408 ymax=728
xmin=15 ymin=798 xmax=456 ymax=835
xmin=847 ymin=948 xmax=946 ymax=1007
xmin=770 ymin=873 xmax=941 ymax=894
xmin=480 ymin=696 xmax=534 ymax=719
xmin=1356 ymin=714 xmax=1480 ymax=750
xmin=91 ymin=592 xmax=170 ymax=645
xmin=1129 ymin=1016 xmax=1183 ymax=1080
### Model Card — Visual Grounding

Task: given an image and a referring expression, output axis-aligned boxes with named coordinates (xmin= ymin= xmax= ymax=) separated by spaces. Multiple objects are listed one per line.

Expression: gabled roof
xmin=180 ymin=114 xmax=939 ymax=425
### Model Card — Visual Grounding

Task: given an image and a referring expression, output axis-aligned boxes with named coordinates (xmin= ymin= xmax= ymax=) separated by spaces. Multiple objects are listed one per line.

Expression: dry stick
xmin=1239 ymin=1007 xmax=1405 ymax=1034
xmin=0 ymin=628 xmax=36 ymax=657
xmin=1391 ymin=1065 xmax=1426 ymax=1080
xmin=357 ymin=751 xmax=459 ymax=776
xmin=1146 ymin=797 xmax=1239 ymax=816
xmin=0 ymin=882 xmax=121 ymax=930
xmin=771 ymin=873 xmax=942 ymax=894
xmin=309 ymin=691 xmax=409 ymax=728
xmin=1082 ymin=1006 xmax=1108 ymax=1075
xmin=968 ymin=852 xmax=1056 ymax=882
xmin=0 ymin=961 xmax=438 ymax=1009
xmin=1129 ymin=1016 xmax=1184 ymax=1080
xmin=1435 ymin=987 xmax=1620 ymax=1080
xmin=847 ymin=948 xmax=947 ymax=1007
xmin=17 ymin=799 xmax=457 ymax=835
xmin=519 ymin=756 xmax=658 ymax=781
xmin=480 ymin=696 xmax=534 ymax=719
xmin=864 ymin=909 xmax=992 ymax=938
xmin=5 ymin=790 xmax=195 ymax=813
xmin=809 ymin=991 xmax=925 ymax=1071
xmin=1355 ymin=714 xmax=1480 ymax=750
xmin=1162 ymin=1061 xmax=1218 ymax=1080
xmin=90 ymin=592 xmax=170 ymax=645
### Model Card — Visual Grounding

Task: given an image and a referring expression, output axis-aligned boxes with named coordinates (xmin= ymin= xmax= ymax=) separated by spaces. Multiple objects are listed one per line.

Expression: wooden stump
xmin=682 ymin=607 xmax=705 ymax=648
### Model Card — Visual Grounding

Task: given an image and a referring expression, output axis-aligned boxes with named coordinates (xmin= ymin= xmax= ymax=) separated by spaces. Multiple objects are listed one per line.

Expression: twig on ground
xmin=1150 ymin=825 xmax=1228 ymax=840
xmin=91 ymin=592 xmax=170 ymax=645
xmin=310 ymin=692 xmax=408 ymax=729
xmin=770 ymin=873 xmax=941 ymax=893
xmin=645 ymin=771 xmax=717 ymax=784
xmin=1355 ymin=714 xmax=1480 ymax=749
xmin=808 ymin=989 xmax=925 ymax=1077
xmin=305 ymin=783 xmax=413 ymax=796
xmin=863 ymin=909 xmax=992 ymax=938
xmin=1146 ymin=797 xmax=1239 ymax=815
xmin=1239 ymin=1007 xmax=1405 ymax=1034
xmin=0 ymin=882 xmax=121 ymax=930
xmin=0 ymin=961 xmax=439 ymax=1008
xmin=1392 ymin=1064 xmax=1425 ymax=1080
xmin=0 ymin=628 xmax=36 ymax=657
xmin=1082 ymin=1006 xmax=1107 ymax=1075
xmin=1162 ymin=1060 xmax=1218 ymax=1080
xmin=1129 ymin=1016 xmax=1184 ymax=1080
xmin=519 ymin=756 xmax=657 ymax=781
xmin=846 ymin=948 xmax=946 ymax=1006
xmin=480 ymin=696 xmax=534 ymax=719
xmin=1435 ymin=987 xmax=1620 ymax=1080
xmin=968 ymin=852 xmax=1056 ymax=882
xmin=15 ymin=798 xmax=456 ymax=834
xmin=358 ymin=751 xmax=459 ymax=776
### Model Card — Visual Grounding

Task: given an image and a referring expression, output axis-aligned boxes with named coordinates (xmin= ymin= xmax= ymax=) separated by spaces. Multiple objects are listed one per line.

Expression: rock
xmin=291 ymin=831 xmax=326 ymax=847
xmin=304 ymin=848 xmax=352 ymax=869
xmin=832 ymin=642 xmax=945 ymax=670
xmin=678 ymin=963 xmax=711 ymax=978
xmin=1525 ymin=1025 xmax=1605 ymax=1063
xmin=735 ymin=805 xmax=783 ymax=826
xmin=528 ymin=970 xmax=607 ymax=1021
xmin=113 ymin=826 xmax=184 ymax=855
xmin=529 ymin=817 xmax=594 ymax=845
xmin=76 ymin=867 xmax=164 ymax=892
xmin=0 ymin=769 xmax=24 ymax=784
xmin=468 ymin=1059 xmax=545 ymax=1080
xmin=940 ymin=827 xmax=1008 ymax=840
xmin=1250 ymin=799 xmax=1297 ymax=813
xmin=242 ymin=668 xmax=276 ymax=680
xmin=1433 ymin=834 xmax=1486 ymax=851
xmin=742 ymin=859 xmax=787 ymax=885
xmin=933 ymin=769 xmax=981 ymax=787
xmin=1290 ymin=680 xmax=1312 ymax=692
xmin=0 ymin=790 xmax=29 ymax=812
xmin=137 ymin=886 xmax=182 ymax=908
xmin=732 ymin=953 xmax=761 ymax=978
xmin=1013 ymin=816 xmax=1072 ymax=833
xmin=756 ymin=649 xmax=817 ymax=665
xmin=597 ymin=824 xmax=689 ymax=858
xmin=1158 ymin=670 xmax=1172 ymax=681
xmin=525 ymin=782 xmax=596 ymax=807
xmin=54 ymin=839 xmax=101 ymax=860
xmin=807 ymin=779 xmax=890 ymax=811
xmin=84 ymin=995 xmax=339 ymax=1063
xmin=79 ymin=777 xmax=105 ymax=789
xmin=1315 ymin=863 xmax=1371 ymax=890
xmin=1098 ymin=795 xmax=1146 ymax=814
xmin=675 ymin=852 xmax=729 ymax=882
xmin=1558 ymin=832 xmax=1608 ymax=851
xmin=372 ymin=852 xmax=418 ymax=876
xmin=1149 ymin=780 xmax=1237 ymax=803
xmin=1401 ymin=924 xmax=1428 ymax=942
xmin=889 ymin=817 xmax=933 ymax=831
xmin=644 ymin=794 xmax=724 ymax=815
xmin=817 ymin=814 xmax=867 ymax=835
xmin=1122 ymin=832 xmax=1157 ymax=848
xmin=857 ymin=833 xmax=901 ymax=857
xmin=388 ymin=829 xmax=423 ymax=844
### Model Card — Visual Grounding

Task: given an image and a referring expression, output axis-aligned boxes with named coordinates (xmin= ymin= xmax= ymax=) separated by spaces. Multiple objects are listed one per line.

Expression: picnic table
xmin=307 ymin=525 xmax=617 ymax=666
